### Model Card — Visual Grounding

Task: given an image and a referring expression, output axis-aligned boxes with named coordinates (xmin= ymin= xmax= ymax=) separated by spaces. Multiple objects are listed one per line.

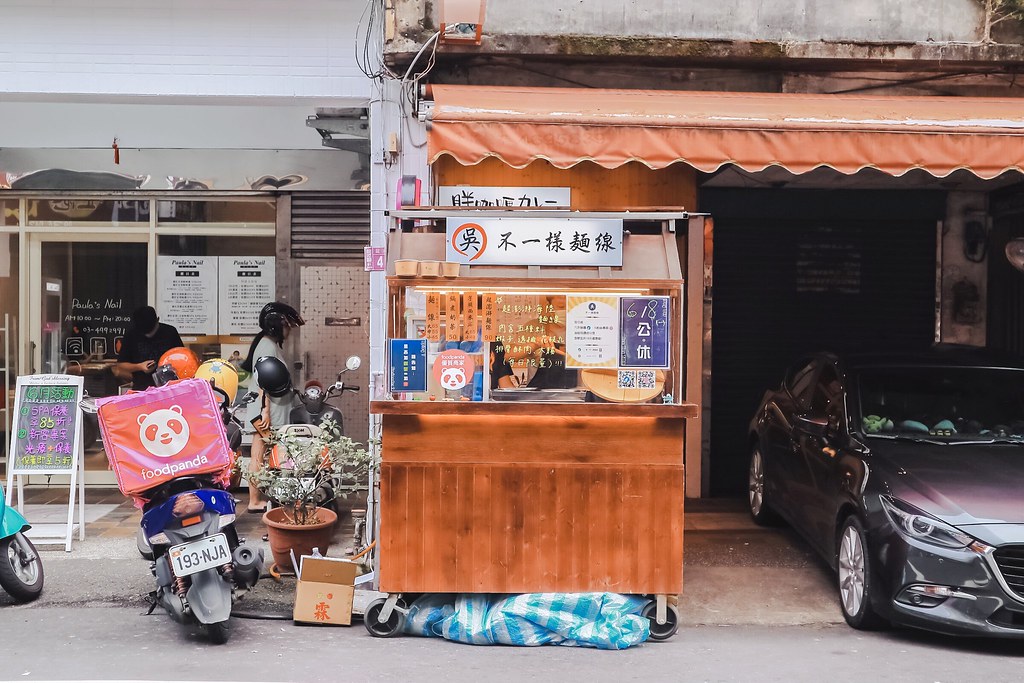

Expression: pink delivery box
xmin=96 ymin=379 xmax=232 ymax=497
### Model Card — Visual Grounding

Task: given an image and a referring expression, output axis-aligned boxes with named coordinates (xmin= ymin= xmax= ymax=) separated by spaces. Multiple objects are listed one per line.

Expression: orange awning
xmin=427 ymin=85 xmax=1024 ymax=179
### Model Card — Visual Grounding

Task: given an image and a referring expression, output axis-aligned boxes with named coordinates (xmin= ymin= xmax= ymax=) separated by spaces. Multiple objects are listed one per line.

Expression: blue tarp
xmin=403 ymin=593 xmax=651 ymax=649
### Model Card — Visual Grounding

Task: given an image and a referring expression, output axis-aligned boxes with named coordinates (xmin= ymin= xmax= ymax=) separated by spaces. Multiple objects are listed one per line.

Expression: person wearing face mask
xmin=241 ymin=301 xmax=305 ymax=513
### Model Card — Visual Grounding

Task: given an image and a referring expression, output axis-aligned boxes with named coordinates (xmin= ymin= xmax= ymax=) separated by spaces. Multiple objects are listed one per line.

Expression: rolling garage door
xmin=702 ymin=189 xmax=944 ymax=496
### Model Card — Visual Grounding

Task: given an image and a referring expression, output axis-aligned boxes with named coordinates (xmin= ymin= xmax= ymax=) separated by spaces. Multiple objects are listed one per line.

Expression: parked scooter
xmin=281 ymin=356 xmax=362 ymax=512
xmin=82 ymin=380 xmax=264 ymax=644
xmin=0 ymin=482 xmax=43 ymax=602
xmin=288 ymin=355 xmax=363 ymax=433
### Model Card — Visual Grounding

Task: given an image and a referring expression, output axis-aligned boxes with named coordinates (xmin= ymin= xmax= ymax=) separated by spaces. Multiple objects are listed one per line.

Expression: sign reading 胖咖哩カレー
xmin=8 ymin=376 xmax=83 ymax=474
xmin=218 ymin=257 xmax=275 ymax=335
xmin=620 ymin=296 xmax=671 ymax=369
xmin=446 ymin=217 xmax=622 ymax=267
xmin=438 ymin=186 xmax=571 ymax=208
xmin=157 ymin=256 xmax=218 ymax=335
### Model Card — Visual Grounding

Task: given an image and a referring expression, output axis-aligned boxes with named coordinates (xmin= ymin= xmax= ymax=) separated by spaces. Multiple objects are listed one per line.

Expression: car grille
xmin=993 ymin=546 xmax=1024 ymax=599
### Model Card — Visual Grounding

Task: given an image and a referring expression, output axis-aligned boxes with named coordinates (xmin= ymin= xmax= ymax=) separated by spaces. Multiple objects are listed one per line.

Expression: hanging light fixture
xmin=1005 ymin=237 xmax=1024 ymax=272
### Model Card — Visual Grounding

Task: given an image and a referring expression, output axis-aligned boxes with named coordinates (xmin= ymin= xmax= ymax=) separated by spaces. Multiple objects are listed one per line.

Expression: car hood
xmin=868 ymin=440 xmax=1024 ymax=526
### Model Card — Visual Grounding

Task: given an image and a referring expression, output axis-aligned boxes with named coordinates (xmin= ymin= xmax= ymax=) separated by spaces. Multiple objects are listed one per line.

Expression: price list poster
xmin=6 ymin=374 xmax=87 ymax=550
xmin=218 ymin=257 xmax=275 ymax=335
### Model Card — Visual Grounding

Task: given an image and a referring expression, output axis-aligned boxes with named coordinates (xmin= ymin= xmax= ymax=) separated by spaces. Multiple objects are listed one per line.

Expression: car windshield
xmin=856 ymin=365 xmax=1024 ymax=442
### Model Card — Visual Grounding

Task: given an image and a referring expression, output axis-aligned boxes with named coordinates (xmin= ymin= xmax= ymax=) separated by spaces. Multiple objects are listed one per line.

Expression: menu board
xmin=218 ymin=256 xmax=275 ymax=335
xmin=8 ymin=375 xmax=84 ymax=474
xmin=157 ymin=256 xmax=218 ymax=334
xmin=565 ymin=295 xmax=620 ymax=368
xmin=619 ymin=296 xmax=671 ymax=368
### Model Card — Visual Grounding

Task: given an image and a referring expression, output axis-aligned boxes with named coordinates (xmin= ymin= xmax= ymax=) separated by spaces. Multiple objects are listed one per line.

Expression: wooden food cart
xmin=366 ymin=210 xmax=700 ymax=639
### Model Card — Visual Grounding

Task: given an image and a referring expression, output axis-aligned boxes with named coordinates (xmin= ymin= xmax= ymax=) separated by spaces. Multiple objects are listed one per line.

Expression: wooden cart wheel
xmin=642 ymin=601 xmax=680 ymax=641
xmin=364 ymin=598 xmax=406 ymax=638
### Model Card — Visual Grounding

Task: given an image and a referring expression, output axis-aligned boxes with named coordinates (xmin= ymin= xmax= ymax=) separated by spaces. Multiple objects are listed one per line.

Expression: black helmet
xmin=259 ymin=302 xmax=304 ymax=340
xmin=152 ymin=363 xmax=178 ymax=387
xmin=254 ymin=356 xmax=292 ymax=398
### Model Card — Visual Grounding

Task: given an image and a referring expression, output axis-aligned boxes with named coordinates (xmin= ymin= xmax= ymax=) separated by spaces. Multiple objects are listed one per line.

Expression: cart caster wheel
xmin=364 ymin=598 xmax=406 ymax=638
xmin=642 ymin=602 xmax=680 ymax=641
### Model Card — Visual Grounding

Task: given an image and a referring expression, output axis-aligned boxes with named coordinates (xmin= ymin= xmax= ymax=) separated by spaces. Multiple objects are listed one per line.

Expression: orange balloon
xmin=158 ymin=346 xmax=201 ymax=380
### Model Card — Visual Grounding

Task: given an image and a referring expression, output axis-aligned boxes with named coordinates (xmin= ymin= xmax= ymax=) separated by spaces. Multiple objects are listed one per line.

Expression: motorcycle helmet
xmin=194 ymin=358 xmax=239 ymax=403
xmin=259 ymin=302 xmax=305 ymax=340
xmin=158 ymin=347 xmax=201 ymax=380
xmin=254 ymin=355 xmax=292 ymax=398
xmin=151 ymin=363 xmax=179 ymax=387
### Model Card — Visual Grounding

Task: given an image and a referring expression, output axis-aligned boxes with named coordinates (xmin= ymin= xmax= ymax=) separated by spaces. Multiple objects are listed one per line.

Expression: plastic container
xmin=419 ymin=260 xmax=441 ymax=277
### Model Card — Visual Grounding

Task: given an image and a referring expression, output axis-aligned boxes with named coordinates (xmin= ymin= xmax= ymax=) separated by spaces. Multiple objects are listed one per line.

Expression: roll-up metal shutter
xmin=702 ymin=189 xmax=943 ymax=496
xmin=290 ymin=191 xmax=370 ymax=261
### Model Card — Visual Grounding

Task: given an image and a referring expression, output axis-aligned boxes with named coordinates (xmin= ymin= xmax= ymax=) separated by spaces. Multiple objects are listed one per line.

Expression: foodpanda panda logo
xmin=440 ymin=367 xmax=467 ymax=390
xmin=137 ymin=406 xmax=191 ymax=458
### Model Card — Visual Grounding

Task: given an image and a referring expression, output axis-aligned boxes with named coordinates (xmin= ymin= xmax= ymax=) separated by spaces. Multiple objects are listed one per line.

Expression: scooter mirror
xmin=345 ymin=355 xmax=362 ymax=372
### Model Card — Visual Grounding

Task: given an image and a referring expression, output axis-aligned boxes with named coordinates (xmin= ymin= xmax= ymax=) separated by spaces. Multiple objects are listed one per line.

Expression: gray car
xmin=748 ymin=348 xmax=1024 ymax=637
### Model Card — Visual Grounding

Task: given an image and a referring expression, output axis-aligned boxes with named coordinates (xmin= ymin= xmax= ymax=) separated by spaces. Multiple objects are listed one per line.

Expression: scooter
xmin=289 ymin=355 xmax=363 ymax=432
xmin=0 ymin=481 xmax=44 ymax=602
xmin=82 ymin=386 xmax=264 ymax=644
xmin=273 ymin=356 xmax=362 ymax=515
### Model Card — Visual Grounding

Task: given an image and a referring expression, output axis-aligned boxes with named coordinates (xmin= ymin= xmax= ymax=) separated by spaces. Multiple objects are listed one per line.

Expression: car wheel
xmin=748 ymin=445 xmax=781 ymax=526
xmin=837 ymin=516 xmax=886 ymax=630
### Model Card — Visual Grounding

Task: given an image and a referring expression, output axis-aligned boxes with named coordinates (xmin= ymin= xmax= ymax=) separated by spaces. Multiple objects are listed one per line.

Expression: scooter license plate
xmin=168 ymin=533 xmax=231 ymax=577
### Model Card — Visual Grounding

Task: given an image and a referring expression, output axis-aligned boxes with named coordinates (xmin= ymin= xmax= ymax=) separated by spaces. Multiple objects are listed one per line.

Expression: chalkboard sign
xmin=8 ymin=374 xmax=85 ymax=474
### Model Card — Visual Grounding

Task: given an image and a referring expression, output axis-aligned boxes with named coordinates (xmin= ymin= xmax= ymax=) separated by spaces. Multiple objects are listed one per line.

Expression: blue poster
xmin=389 ymin=338 xmax=428 ymax=393
xmin=619 ymin=297 xmax=670 ymax=368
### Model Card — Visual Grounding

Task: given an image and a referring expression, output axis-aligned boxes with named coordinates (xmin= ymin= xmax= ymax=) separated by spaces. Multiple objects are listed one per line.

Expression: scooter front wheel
xmin=0 ymin=533 xmax=44 ymax=602
xmin=205 ymin=620 xmax=230 ymax=644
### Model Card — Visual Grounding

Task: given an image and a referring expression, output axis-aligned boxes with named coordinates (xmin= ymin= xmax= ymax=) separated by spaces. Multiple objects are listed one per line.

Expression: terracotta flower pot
xmin=262 ymin=506 xmax=338 ymax=572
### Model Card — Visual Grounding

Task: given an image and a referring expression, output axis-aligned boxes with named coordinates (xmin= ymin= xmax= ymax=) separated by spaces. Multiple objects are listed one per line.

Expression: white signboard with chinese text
xmin=157 ymin=257 xmax=219 ymax=334
xmin=438 ymin=186 xmax=571 ymax=208
xmin=446 ymin=217 xmax=623 ymax=267
xmin=565 ymin=295 xmax=620 ymax=368
xmin=218 ymin=257 xmax=275 ymax=335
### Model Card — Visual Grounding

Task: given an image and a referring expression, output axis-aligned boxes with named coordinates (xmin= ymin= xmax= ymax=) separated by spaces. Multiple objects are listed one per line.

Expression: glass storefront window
xmin=157 ymin=199 xmax=275 ymax=226
xmin=26 ymin=199 xmax=149 ymax=226
xmin=2 ymin=198 xmax=19 ymax=226
xmin=389 ymin=284 xmax=677 ymax=404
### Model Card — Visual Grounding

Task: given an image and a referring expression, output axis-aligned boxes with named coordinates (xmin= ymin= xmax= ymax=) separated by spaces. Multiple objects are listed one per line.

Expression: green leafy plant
xmin=248 ymin=417 xmax=373 ymax=526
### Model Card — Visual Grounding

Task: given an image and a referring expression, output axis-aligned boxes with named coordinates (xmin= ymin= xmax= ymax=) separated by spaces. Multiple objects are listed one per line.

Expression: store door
xmin=28 ymin=235 xmax=150 ymax=485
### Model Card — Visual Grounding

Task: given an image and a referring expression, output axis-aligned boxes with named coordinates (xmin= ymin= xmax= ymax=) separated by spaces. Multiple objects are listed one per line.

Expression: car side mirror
xmin=795 ymin=415 xmax=829 ymax=437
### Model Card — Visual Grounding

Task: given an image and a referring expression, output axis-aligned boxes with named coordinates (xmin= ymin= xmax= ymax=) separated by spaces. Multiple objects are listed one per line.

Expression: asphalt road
xmin=1 ymin=606 xmax=1023 ymax=682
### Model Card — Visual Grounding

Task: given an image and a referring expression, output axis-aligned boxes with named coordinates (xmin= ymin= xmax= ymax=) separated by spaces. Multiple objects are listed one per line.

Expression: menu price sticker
xmin=463 ymin=292 xmax=478 ymax=341
xmin=481 ymin=293 xmax=498 ymax=342
xmin=445 ymin=292 xmax=461 ymax=342
xmin=425 ymin=294 xmax=442 ymax=342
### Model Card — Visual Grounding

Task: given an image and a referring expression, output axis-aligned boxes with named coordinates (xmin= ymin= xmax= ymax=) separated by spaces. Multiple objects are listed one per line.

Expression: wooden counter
xmin=376 ymin=400 xmax=688 ymax=595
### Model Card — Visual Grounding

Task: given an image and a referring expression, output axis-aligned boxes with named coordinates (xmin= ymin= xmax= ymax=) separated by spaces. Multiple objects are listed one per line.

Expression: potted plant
xmin=248 ymin=417 xmax=373 ymax=571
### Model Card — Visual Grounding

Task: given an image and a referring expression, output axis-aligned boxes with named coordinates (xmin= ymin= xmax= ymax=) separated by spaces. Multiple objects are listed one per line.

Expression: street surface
xmin=2 ymin=606 xmax=1024 ymax=682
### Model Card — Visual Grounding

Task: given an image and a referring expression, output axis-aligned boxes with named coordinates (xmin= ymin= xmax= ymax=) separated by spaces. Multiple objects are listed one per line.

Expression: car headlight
xmin=880 ymin=496 xmax=974 ymax=549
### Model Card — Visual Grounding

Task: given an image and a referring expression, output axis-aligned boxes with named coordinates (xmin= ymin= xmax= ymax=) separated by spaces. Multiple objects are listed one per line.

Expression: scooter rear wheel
xmin=0 ymin=533 xmax=44 ymax=602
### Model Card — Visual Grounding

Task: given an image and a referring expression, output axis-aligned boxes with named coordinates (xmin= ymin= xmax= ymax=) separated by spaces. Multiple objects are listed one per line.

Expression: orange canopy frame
xmin=426 ymin=85 xmax=1024 ymax=179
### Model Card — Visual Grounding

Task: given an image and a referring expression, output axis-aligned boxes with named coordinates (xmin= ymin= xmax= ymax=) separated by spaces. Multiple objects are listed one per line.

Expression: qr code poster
xmin=637 ymin=370 xmax=657 ymax=389
xmin=617 ymin=370 xmax=637 ymax=389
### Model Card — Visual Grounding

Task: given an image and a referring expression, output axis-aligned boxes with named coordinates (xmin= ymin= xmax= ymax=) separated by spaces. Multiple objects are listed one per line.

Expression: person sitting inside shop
xmin=114 ymin=306 xmax=184 ymax=390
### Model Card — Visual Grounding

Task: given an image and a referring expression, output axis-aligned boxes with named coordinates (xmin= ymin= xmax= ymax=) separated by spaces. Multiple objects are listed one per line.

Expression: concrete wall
xmin=482 ymin=0 xmax=984 ymax=43
xmin=0 ymin=0 xmax=370 ymax=99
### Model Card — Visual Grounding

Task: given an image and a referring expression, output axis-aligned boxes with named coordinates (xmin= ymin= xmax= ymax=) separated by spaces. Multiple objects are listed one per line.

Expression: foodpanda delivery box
xmin=96 ymin=379 xmax=232 ymax=497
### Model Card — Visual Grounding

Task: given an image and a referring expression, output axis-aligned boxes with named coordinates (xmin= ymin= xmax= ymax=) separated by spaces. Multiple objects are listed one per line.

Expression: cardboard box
xmin=293 ymin=556 xmax=359 ymax=626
